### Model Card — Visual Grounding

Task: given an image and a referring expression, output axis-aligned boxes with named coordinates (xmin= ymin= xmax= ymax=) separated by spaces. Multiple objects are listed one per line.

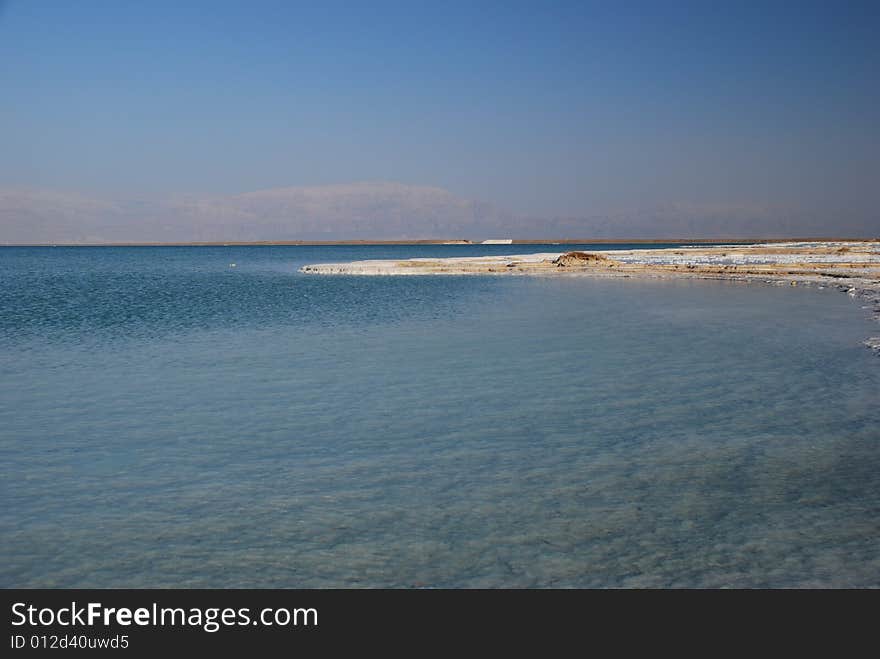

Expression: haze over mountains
xmin=0 ymin=181 xmax=875 ymax=244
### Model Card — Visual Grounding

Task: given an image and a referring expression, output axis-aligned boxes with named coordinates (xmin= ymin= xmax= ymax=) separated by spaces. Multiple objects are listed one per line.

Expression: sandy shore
xmin=301 ymin=241 xmax=880 ymax=354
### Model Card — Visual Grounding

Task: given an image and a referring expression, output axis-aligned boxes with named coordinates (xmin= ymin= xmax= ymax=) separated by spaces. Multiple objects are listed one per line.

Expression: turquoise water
xmin=1 ymin=245 xmax=878 ymax=588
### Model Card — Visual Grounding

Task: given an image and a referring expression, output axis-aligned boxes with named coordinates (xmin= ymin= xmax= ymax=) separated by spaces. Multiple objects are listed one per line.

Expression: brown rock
xmin=553 ymin=251 xmax=611 ymax=267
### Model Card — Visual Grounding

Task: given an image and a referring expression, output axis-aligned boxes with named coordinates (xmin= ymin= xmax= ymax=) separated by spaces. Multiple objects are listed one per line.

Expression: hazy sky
xmin=1 ymin=0 xmax=878 ymax=217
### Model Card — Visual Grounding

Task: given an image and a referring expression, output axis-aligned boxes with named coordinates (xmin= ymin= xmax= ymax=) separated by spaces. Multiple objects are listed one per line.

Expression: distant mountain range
xmin=0 ymin=182 xmax=875 ymax=243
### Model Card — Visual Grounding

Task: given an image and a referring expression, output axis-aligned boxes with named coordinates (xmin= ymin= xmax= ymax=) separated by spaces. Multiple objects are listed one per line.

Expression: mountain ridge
xmin=1 ymin=182 xmax=875 ymax=243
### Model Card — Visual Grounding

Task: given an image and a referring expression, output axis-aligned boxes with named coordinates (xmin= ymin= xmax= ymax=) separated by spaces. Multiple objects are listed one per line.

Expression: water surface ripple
xmin=1 ymin=246 xmax=878 ymax=587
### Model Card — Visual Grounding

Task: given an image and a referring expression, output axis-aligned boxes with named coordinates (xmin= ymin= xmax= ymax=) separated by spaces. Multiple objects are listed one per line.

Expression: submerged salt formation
xmin=301 ymin=241 xmax=880 ymax=354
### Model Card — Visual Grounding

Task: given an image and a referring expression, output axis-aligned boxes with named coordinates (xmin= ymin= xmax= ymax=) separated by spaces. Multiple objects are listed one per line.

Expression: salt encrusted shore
xmin=301 ymin=241 xmax=880 ymax=354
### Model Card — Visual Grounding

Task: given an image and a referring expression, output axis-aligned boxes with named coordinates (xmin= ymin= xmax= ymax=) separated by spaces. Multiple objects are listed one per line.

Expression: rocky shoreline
xmin=301 ymin=241 xmax=880 ymax=355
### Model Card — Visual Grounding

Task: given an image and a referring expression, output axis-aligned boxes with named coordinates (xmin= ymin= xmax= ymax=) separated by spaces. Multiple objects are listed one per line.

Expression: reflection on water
xmin=1 ymin=246 xmax=878 ymax=587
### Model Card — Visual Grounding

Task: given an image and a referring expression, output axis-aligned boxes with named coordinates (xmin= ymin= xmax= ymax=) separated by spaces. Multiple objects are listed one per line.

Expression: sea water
xmin=1 ymin=245 xmax=878 ymax=587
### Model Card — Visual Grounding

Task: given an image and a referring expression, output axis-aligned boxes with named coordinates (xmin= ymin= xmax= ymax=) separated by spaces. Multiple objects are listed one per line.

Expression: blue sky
xmin=1 ymin=0 xmax=877 ymax=217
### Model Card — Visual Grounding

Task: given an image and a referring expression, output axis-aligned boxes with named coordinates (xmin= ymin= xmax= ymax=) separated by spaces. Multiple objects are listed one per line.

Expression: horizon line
xmin=2 ymin=237 xmax=878 ymax=247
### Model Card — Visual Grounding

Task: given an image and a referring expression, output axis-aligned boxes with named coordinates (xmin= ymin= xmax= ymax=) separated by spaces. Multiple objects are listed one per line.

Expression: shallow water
xmin=1 ymin=245 xmax=878 ymax=587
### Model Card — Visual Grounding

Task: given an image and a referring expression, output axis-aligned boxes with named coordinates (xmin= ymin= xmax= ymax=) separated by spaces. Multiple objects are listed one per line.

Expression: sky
xmin=1 ymin=0 xmax=878 ymax=222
